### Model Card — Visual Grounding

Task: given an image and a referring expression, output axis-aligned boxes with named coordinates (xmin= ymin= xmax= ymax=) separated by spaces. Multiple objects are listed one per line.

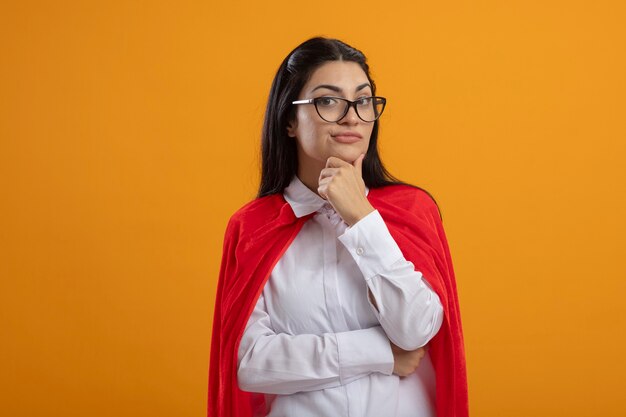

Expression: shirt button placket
xmin=321 ymin=219 xmax=350 ymax=333
xmin=320 ymin=210 xmax=352 ymax=416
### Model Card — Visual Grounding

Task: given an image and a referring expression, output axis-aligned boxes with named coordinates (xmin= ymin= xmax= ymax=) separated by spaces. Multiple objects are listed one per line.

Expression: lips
xmin=331 ymin=131 xmax=362 ymax=143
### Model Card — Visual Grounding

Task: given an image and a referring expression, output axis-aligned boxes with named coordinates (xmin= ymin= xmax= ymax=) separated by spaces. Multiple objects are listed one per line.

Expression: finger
xmin=411 ymin=348 xmax=425 ymax=360
xmin=318 ymin=177 xmax=332 ymax=187
xmin=326 ymin=156 xmax=349 ymax=168
xmin=318 ymin=176 xmax=333 ymax=197
xmin=317 ymin=184 xmax=328 ymax=200
xmin=319 ymin=167 xmax=339 ymax=180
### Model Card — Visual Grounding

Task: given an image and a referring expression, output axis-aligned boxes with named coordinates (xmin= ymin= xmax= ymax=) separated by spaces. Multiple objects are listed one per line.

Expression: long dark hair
xmin=257 ymin=37 xmax=442 ymax=219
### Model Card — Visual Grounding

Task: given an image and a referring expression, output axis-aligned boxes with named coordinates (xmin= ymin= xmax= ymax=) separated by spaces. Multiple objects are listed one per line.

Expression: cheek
xmin=297 ymin=116 xmax=327 ymax=149
xmin=361 ymin=127 xmax=374 ymax=147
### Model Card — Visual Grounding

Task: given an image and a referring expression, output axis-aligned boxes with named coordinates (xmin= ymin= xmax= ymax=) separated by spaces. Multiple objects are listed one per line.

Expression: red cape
xmin=208 ymin=184 xmax=469 ymax=416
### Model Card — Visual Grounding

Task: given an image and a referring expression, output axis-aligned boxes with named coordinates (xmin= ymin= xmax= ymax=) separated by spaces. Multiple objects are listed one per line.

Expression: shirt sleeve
xmin=237 ymin=292 xmax=395 ymax=395
xmin=337 ymin=209 xmax=444 ymax=351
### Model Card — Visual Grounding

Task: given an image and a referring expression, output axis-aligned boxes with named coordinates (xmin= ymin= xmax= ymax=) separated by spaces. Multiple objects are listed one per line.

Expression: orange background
xmin=1 ymin=1 xmax=625 ymax=416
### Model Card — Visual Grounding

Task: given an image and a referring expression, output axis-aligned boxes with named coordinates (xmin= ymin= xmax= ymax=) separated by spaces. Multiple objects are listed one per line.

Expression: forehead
xmin=303 ymin=61 xmax=371 ymax=92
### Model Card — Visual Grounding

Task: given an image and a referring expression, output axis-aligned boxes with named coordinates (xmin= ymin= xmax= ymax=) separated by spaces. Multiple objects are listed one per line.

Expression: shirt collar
xmin=283 ymin=175 xmax=370 ymax=218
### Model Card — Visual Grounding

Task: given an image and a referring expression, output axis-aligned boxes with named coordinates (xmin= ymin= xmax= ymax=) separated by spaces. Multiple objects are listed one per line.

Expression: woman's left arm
xmin=320 ymin=155 xmax=443 ymax=350
xmin=338 ymin=209 xmax=444 ymax=351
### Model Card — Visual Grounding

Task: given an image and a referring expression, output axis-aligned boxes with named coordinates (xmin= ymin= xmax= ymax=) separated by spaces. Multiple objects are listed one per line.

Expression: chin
xmin=341 ymin=150 xmax=366 ymax=163
xmin=327 ymin=146 xmax=361 ymax=160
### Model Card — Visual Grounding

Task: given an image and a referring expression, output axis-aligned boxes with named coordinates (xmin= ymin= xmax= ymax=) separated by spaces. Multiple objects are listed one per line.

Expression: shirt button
xmin=356 ymin=247 xmax=364 ymax=255
xmin=322 ymin=203 xmax=332 ymax=210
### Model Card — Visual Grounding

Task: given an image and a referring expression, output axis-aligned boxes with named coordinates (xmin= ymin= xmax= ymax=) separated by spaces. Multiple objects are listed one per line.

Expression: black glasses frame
xmin=291 ymin=96 xmax=387 ymax=123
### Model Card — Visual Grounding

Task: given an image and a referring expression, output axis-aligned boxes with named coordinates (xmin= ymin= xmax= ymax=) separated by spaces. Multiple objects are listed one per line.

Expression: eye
xmin=316 ymin=97 xmax=339 ymax=107
xmin=356 ymin=97 xmax=373 ymax=106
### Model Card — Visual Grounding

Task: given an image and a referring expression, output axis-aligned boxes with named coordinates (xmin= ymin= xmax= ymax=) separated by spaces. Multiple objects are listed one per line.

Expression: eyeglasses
xmin=291 ymin=96 xmax=387 ymax=123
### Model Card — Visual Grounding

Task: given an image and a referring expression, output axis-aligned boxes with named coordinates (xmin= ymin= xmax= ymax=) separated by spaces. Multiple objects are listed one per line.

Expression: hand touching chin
xmin=317 ymin=153 xmax=375 ymax=227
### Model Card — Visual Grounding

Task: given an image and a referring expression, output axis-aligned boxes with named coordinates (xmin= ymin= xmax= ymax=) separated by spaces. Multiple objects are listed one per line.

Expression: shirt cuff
xmin=336 ymin=326 xmax=394 ymax=383
xmin=337 ymin=209 xmax=405 ymax=280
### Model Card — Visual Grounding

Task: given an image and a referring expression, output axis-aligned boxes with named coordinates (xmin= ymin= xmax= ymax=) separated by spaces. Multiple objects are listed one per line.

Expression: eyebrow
xmin=310 ymin=83 xmax=372 ymax=94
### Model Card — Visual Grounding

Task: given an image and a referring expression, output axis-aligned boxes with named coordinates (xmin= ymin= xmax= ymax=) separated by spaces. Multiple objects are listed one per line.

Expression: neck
xmin=296 ymin=158 xmax=325 ymax=197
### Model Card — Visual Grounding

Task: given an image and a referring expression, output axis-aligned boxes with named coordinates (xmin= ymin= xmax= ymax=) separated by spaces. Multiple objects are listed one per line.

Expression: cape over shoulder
xmin=227 ymin=183 xmax=439 ymax=239
xmin=226 ymin=193 xmax=290 ymax=235
xmin=220 ymin=183 xmax=440 ymax=266
xmin=369 ymin=183 xmax=441 ymax=222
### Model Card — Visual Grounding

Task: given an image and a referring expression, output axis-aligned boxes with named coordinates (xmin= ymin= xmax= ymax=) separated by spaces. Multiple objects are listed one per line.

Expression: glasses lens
xmin=356 ymin=97 xmax=385 ymax=122
xmin=315 ymin=97 xmax=345 ymax=122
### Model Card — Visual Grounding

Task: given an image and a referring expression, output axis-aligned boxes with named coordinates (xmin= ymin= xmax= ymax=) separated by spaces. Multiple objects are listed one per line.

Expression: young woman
xmin=208 ymin=37 xmax=468 ymax=417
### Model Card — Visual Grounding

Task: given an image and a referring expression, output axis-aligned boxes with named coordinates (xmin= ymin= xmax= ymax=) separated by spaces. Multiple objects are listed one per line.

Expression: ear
xmin=286 ymin=119 xmax=297 ymax=138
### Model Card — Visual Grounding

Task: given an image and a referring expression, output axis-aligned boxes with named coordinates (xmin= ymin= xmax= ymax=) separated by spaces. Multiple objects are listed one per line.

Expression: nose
xmin=338 ymin=102 xmax=360 ymax=125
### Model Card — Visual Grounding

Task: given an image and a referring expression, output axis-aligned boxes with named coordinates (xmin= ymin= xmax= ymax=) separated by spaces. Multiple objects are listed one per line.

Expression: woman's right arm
xmin=237 ymin=293 xmax=395 ymax=395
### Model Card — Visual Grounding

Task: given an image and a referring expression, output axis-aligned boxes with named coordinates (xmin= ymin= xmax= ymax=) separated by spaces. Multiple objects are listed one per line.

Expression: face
xmin=287 ymin=60 xmax=375 ymax=174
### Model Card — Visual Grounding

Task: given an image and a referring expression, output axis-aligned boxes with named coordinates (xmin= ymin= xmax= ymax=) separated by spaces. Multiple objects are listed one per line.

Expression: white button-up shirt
xmin=237 ymin=175 xmax=444 ymax=417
